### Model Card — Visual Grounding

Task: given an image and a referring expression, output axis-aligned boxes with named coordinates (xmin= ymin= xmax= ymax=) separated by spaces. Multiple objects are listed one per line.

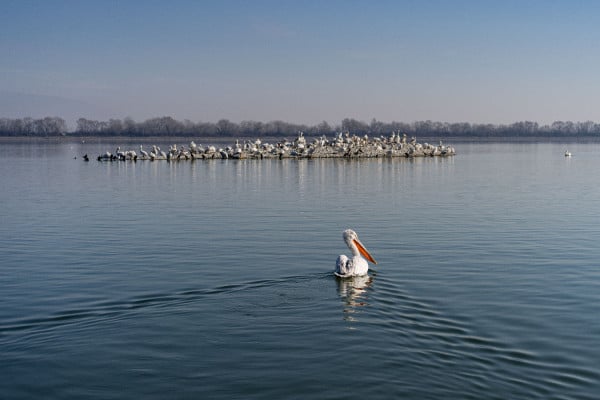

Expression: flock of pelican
xmin=92 ymin=132 xmax=456 ymax=162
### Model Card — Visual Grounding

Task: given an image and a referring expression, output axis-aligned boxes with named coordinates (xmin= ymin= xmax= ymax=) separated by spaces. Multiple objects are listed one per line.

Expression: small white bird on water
xmin=335 ymin=229 xmax=377 ymax=278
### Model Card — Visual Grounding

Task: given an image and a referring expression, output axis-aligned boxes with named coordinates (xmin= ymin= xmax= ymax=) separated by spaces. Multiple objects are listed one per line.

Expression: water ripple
xmin=0 ymin=273 xmax=330 ymax=340
xmin=352 ymin=274 xmax=600 ymax=399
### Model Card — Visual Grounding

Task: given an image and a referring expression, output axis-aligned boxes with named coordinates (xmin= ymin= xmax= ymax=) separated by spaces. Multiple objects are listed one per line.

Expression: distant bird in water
xmin=335 ymin=229 xmax=377 ymax=277
xmin=83 ymin=154 xmax=89 ymax=162
xmin=564 ymin=150 xmax=572 ymax=157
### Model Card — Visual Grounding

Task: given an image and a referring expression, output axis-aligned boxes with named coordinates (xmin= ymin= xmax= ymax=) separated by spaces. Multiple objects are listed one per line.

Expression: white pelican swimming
xmin=335 ymin=229 xmax=377 ymax=277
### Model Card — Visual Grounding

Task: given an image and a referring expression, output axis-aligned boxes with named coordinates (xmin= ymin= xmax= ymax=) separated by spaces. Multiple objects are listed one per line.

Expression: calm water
xmin=1 ymin=139 xmax=600 ymax=399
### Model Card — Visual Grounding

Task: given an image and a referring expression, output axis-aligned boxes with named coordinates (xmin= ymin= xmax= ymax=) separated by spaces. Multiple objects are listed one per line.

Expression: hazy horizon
xmin=2 ymin=1 xmax=600 ymax=126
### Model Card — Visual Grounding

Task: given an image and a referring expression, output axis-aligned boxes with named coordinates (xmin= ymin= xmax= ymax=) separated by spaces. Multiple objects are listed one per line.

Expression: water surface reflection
xmin=336 ymin=275 xmax=373 ymax=323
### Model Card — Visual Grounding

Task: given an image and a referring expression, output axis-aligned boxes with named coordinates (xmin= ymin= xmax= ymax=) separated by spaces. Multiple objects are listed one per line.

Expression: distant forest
xmin=3 ymin=116 xmax=600 ymax=138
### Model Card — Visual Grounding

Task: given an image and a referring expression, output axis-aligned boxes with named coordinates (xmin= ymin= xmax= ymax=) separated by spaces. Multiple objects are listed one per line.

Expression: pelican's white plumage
xmin=335 ymin=229 xmax=377 ymax=277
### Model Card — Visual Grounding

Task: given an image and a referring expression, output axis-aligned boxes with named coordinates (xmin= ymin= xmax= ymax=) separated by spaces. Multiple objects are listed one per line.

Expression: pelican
xmin=335 ymin=229 xmax=377 ymax=277
xmin=139 ymin=145 xmax=149 ymax=158
xmin=115 ymin=147 xmax=126 ymax=160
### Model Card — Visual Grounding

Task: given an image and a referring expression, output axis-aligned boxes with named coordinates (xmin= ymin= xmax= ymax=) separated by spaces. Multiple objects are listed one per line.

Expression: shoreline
xmin=2 ymin=135 xmax=600 ymax=144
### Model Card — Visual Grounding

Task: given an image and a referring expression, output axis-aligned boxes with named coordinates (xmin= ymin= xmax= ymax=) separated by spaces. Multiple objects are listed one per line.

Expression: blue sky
xmin=2 ymin=0 xmax=600 ymax=126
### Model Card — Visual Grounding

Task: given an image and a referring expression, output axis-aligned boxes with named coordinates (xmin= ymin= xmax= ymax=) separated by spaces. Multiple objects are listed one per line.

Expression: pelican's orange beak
xmin=354 ymin=239 xmax=377 ymax=264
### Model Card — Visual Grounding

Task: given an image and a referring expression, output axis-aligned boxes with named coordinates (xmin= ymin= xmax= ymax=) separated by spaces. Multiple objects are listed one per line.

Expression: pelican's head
xmin=343 ymin=229 xmax=377 ymax=264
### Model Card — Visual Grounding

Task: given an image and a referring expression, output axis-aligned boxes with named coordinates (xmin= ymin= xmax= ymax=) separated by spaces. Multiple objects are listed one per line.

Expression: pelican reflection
xmin=336 ymin=274 xmax=373 ymax=322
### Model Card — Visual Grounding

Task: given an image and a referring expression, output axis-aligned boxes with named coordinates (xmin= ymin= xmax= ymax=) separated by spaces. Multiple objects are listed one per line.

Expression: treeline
xmin=3 ymin=116 xmax=600 ymax=137
xmin=0 ymin=117 xmax=68 ymax=136
xmin=74 ymin=117 xmax=330 ymax=137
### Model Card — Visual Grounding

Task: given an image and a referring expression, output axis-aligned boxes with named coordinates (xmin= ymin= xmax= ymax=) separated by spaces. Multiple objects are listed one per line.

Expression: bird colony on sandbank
xmin=92 ymin=131 xmax=456 ymax=162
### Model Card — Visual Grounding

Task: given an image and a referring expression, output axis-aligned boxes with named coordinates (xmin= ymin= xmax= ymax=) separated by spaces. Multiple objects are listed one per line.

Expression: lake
xmin=1 ymin=139 xmax=600 ymax=399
